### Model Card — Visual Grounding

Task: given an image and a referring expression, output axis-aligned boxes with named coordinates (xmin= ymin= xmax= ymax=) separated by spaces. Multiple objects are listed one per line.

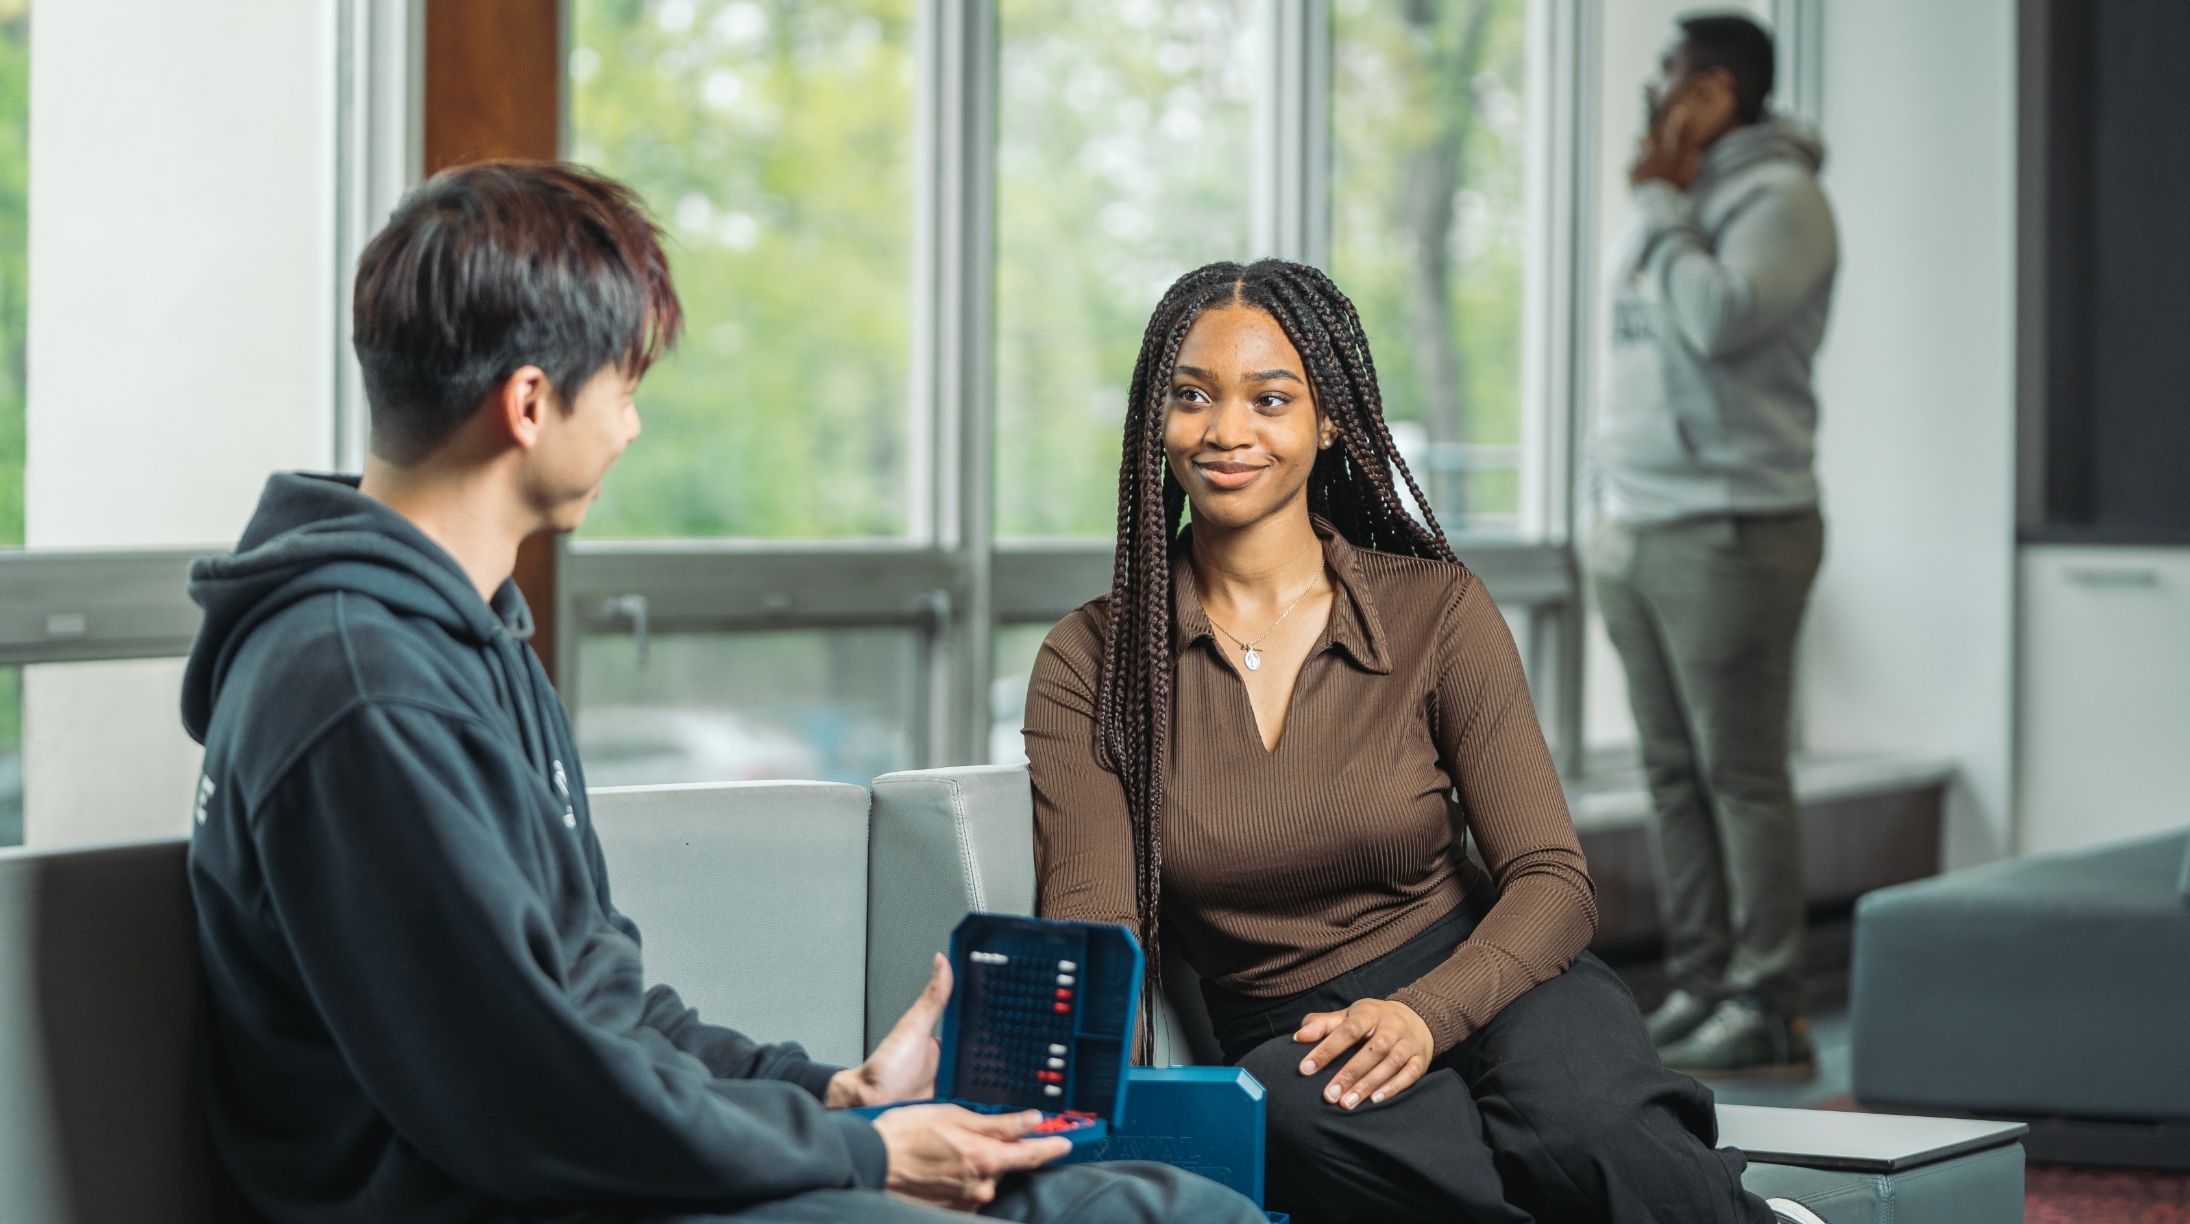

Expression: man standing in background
xmin=1589 ymin=12 xmax=1838 ymax=1077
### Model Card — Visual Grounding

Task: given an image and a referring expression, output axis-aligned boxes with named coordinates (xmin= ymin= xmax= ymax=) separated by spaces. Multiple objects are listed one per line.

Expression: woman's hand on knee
xmin=1293 ymin=999 xmax=1435 ymax=1109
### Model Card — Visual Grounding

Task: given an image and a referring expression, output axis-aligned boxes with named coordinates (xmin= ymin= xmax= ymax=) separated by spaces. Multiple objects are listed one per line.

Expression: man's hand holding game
xmin=829 ymin=954 xmax=1072 ymax=1210
xmin=828 ymin=953 xmax=952 ymax=1109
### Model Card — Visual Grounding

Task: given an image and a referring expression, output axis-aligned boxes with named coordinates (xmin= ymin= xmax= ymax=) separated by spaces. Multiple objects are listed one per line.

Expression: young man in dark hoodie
xmin=181 ymin=161 xmax=1262 ymax=1224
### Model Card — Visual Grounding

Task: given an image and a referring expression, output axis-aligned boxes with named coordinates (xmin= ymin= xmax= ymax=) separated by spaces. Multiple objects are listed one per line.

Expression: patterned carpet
xmin=2025 ymin=1164 xmax=2190 ymax=1223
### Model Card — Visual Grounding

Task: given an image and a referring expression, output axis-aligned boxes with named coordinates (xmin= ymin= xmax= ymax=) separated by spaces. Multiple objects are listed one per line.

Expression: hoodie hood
xmin=1701 ymin=115 xmax=1826 ymax=181
xmin=181 ymin=472 xmax=532 ymax=742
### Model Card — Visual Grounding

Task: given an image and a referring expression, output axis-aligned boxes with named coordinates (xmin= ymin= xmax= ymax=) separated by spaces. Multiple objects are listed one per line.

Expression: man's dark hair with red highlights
xmin=352 ymin=160 xmax=684 ymax=464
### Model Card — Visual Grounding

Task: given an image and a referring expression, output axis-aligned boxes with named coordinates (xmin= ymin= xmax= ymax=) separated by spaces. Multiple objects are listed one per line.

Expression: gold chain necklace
xmin=1197 ymin=568 xmax=1327 ymax=672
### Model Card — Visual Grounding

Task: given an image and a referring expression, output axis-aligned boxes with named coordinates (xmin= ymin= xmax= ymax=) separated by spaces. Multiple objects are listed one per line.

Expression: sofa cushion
xmin=591 ymin=781 xmax=871 ymax=1067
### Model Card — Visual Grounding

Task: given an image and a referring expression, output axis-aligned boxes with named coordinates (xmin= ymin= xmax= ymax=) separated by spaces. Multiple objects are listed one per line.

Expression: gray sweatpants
xmin=1588 ymin=511 xmax=1823 ymax=1018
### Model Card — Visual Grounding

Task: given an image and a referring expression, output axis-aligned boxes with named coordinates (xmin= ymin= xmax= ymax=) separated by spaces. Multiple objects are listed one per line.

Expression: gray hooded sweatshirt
xmin=1593 ymin=117 xmax=1838 ymax=524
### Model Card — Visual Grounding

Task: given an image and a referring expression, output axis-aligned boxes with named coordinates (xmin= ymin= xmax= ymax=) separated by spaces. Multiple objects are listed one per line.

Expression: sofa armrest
xmin=0 ymin=839 xmax=243 ymax=1224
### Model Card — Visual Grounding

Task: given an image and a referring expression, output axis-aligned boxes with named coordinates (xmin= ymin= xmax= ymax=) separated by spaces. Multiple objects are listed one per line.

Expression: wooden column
xmin=422 ymin=0 xmax=564 ymax=679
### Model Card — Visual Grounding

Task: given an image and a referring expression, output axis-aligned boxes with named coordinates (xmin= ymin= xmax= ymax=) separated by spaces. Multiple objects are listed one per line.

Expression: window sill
xmin=1564 ymin=751 xmax=1958 ymax=832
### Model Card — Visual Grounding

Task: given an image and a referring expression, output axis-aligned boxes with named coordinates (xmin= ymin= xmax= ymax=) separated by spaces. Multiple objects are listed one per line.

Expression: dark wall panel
xmin=2039 ymin=0 xmax=2190 ymax=543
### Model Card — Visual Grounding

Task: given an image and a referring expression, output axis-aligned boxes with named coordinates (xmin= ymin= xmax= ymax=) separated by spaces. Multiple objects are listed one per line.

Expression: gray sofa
xmin=1851 ymin=827 xmax=2190 ymax=1168
xmin=0 ymin=783 xmax=877 ymax=1224
xmin=0 ymin=839 xmax=242 ymax=1223
xmin=3 ymin=774 xmax=2027 ymax=1223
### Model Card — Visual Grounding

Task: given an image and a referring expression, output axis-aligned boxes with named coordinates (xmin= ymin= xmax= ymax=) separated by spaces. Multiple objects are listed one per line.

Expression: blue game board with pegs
xmin=855 ymin=914 xmax=1142 ymax=1150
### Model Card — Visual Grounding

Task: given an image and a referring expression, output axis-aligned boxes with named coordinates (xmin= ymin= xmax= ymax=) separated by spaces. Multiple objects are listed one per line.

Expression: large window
xmin=0 ymin=667 xmax=19 ymax=847
xmin=0 ymin=1 xmax=364 ymax=849
xmin=987 ymin=621 xmax=1050 ymax=765
xmin=564 ymin=0 xmax=929 ymax=782
xmin=1 ymin=2 xmax=24 ymax=845
xmin=992 ymin=0 xmax=1260 ymax=538
xmin=1331 ymin=0 xmax=1531 ymax=538
xmin=564 ymin=0 xmax=1587 ymax=781
xmin=577 ymin=629 xmax=918 ymax=786
xmin=1 ymin=0 xmax=22 ymax=554
xmin=568 ymin=0 xmax=918 ymax=541
xmin=2 ymin=3 xmax=1611 ymax=848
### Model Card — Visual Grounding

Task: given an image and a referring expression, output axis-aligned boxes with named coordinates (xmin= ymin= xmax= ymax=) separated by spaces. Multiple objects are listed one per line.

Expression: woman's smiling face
xmin=1163 ymin=304 xmax=1334 ymax=532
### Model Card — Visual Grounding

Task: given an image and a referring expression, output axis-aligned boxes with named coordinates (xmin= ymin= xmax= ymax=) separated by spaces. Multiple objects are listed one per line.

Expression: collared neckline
xmin=1170 ymin=517 xmax=1393 ymax=675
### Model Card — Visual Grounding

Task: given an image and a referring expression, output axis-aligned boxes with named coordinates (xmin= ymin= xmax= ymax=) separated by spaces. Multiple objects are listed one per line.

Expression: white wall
xmin=2017 ymin=547 xmax=2190 ymax=854
xmin=23 ymin=1 xmax=340 ymax=845
xmin=1797 ymin=0 xmax=2019 ymax=868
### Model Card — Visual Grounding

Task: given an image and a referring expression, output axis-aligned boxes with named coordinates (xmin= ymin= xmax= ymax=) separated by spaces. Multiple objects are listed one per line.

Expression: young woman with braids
xmin=1023 ymin=260 xmax=1797 ymax=1224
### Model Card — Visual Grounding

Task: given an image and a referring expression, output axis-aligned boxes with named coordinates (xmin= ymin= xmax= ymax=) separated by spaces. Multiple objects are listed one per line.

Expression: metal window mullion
xmin=920 ymin=0 xmax=999 ymax=768
xmin=333 ymin=0 xmax=423 ymax=476
xmin=1257 ymin=0 xmax=1330 ymax=265
xmin=1769 ymin=0 xmax=1823 ymax=126
xmin=1535 ymin=0 xmax=1595 ymax=774
xmin=332 ymin=0 xmax=360 ymax=475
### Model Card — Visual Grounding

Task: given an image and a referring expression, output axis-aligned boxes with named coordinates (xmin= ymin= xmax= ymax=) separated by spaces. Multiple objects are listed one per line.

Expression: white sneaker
xmin=1767 ymin=1198 xmax=1828 ymax=1224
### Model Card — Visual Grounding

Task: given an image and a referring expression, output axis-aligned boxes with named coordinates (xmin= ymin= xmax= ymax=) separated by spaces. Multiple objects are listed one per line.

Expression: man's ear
xmin=1695 ymin=67 xmax=1739 ymax=121
xmin=495 ymin=365 xmax=553 ymax=451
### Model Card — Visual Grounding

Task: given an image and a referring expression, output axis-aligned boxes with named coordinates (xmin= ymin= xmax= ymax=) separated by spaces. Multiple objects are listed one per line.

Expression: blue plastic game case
xmin=854 ymin=913 xmax=1143 ymax=1151
xmin=1064 ymin=1066 xmax=1269 ymax=1208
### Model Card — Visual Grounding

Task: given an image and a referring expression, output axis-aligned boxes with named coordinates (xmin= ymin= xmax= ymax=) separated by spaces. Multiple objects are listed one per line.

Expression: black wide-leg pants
xmin=1203 ymin=897 xmax=1777 ymax=1224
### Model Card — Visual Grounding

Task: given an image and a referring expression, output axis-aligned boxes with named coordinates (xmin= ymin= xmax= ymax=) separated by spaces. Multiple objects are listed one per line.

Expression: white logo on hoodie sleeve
xmin=553 ymin=759 xmax=576 ymax=829
xmin=194 ymin=774 xmax=217 ymax=825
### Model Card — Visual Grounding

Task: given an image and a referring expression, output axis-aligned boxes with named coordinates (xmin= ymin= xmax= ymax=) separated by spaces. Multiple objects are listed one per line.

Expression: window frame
xmin=0 ymin=0 xmax=412 ymax=673
xmin=1 ymin=0 xmax=1728 ymax=792
xmin=559 ymin=0 xmax=1592 ymax=771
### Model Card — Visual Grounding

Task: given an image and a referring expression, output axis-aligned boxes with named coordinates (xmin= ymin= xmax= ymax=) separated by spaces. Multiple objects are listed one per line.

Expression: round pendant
xmin=1242 ymin=648 xmax=1262 ymax=672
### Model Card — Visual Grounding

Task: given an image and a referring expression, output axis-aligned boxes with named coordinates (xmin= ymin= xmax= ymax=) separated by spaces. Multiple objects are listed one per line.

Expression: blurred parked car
xmin=576 ymin=706 xmax=821 ymax=788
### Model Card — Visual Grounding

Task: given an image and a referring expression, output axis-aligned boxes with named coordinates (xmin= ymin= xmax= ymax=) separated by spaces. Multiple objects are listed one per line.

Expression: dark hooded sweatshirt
xmin=182 ymin=473 xmax=886 ymax=1224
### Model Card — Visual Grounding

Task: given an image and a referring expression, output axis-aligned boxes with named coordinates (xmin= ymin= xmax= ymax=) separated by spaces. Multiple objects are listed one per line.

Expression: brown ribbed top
xmin=1025 ymin=523 xmax=1598 ymax=1052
